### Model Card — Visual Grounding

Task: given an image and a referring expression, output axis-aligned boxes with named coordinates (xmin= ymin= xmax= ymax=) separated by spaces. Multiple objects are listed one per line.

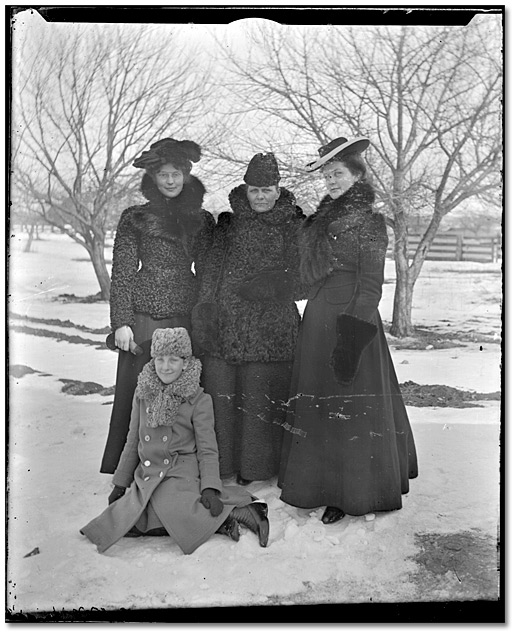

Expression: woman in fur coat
xmin=100 ymin=138 xmax=215 ymax=474
xmin=82 ymin=328 xmax=269 ymax=554
xmin=278 ymin=137 xmax=418 ymax=524
xmin=192 ymin=153 xmax=306 ymax=485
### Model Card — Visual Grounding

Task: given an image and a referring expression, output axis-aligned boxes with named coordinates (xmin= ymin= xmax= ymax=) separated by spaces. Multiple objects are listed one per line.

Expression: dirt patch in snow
xmin=399 ymin=381 xmax=500 ymax=408
xmin=412 ymin=531 xmax=499 ymax=600
xmin=9 ymin=312 xmax=110 ymax=334
xmin=58 ymin=378 xmax=115 ymax=396
xmin=10 ymin=325 xmax=106 ymax=348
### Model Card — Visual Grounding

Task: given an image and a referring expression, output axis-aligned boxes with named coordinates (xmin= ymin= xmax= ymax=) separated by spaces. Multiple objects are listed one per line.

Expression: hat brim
xmin=305 ymin=137 xmax=370 ymax=172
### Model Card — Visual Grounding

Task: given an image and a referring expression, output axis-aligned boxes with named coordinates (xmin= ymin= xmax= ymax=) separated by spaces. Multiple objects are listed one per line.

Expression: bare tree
xmin=12 ymin=20 xmax=213 ymax=300
xmin=214 ymin=16 xmax=502 ymax=335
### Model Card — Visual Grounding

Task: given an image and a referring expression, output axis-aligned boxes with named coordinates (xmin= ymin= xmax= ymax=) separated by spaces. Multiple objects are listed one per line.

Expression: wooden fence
xmin=387 ymin=233 xmax=502 ymax=263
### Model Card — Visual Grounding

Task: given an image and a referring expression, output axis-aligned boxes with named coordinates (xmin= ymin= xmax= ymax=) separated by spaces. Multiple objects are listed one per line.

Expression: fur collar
xmin=227 ymin=184 xmax=301 ymax=226
xmin=131 ymin=173 xmax=206 ymax=241
xmin=136 ymin=357 xmax=202 ymax=428
xmin=299 ymin=181 xmax=375 ymax=286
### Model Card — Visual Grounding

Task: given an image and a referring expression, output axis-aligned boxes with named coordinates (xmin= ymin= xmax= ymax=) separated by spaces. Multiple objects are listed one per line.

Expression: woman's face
xmin=246 ymin=185 xmax=280 ymax=212
xmin=154 ymin=354 xmax=186 ymax=384
xmin=154 ymin=163 xmax=185 ymax=198
xmin=321 ymin=161 xmax=359 ymax=199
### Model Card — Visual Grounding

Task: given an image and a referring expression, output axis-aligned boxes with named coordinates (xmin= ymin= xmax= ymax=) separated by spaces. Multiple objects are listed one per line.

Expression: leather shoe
xmin=321 ymin=506 xmax=345 ymax=525
xmin=231 ymin=501 xmax=269 ymax=547
xmin=216 ymin=516 xmax=240 ymax=542
xmin=236 ymin=474 xmax=252 ymax=486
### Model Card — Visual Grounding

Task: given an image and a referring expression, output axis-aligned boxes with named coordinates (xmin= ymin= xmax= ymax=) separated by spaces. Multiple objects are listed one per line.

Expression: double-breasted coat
xmin=82 ymin=364 xmax=251 ymax=555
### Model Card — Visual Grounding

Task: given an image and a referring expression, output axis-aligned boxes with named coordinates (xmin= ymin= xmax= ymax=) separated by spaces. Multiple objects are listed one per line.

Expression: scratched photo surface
xmin=7 ymin=6 xmax=503 ymax=621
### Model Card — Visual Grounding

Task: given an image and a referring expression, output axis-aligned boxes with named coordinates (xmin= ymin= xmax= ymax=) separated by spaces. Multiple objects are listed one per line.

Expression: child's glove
xmin=108 ymin=485 xmax=126 ymax=505
xmin=200 ymin=488 xmax=224 ymax=516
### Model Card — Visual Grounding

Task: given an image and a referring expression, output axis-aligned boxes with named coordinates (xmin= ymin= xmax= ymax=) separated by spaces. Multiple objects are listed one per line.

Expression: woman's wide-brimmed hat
xmin=133 ymin=138 xmax=201 ymax=172
xmin=244 ymin=152 xmax=281 ymax=186
xmin=305 ymin=136 xmax=370 ymax=172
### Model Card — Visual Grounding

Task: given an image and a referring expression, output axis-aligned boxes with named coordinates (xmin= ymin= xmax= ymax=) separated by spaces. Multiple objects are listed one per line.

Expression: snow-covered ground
xmin=6 ymin=232 xmax=503 ymax=617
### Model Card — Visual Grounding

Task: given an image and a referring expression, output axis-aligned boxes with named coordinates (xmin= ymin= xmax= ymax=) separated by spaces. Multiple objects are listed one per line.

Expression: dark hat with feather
xmin=244 ymin=152 xmax=281 ymax=186
xmin=133 ymin=138 xmax=202 ymax=174
xmin=306 ymin=136 xmax=370 ymax=172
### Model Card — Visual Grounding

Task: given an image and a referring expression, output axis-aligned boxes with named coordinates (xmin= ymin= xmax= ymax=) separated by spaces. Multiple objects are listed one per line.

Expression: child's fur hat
xmin=151 ymin=327 xmax=192 ymax=358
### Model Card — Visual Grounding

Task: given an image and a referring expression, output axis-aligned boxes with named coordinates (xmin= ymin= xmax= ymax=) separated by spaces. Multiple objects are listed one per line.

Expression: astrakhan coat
xmin=100 ymin=174 xmax=215 ymax=474
xmin=191 ymin=185 xmax=306 ymax=480
xmin=83 ymin=358 xmax=251 ymax=555
xmin=278 ymin=180 xmax=418 ymax=516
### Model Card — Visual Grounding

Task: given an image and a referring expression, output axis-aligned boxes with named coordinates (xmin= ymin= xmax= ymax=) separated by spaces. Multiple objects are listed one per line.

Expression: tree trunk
xmin=390 ymin=206 xmax=415 ymax=337
xmin=23 ymin=224 xmax=35 ymax=253
xmin=87 ymin=235 xmax=111 ymax=301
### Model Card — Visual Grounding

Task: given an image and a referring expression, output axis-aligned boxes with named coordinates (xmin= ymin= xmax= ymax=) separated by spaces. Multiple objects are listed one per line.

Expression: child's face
xmin=154 ymin=354 xmax=186 ymax=384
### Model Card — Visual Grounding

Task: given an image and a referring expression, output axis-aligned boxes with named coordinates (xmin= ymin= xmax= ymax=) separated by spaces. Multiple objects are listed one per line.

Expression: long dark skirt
xmin=100 ymin=312 xmax=191 ymax=474
xmin=278 ymin=280 xmax=418 ymax=516
xmin=203 ymin=356 xmax=292 ymax=481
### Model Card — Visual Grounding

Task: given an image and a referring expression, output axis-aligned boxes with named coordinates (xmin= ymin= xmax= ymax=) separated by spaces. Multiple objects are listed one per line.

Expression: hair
xmin=325 ymin=152 xmax=368 ymax=181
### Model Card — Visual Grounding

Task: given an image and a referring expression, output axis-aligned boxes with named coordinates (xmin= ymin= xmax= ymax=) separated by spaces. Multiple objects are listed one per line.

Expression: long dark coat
xmin=82 ymin=369 xmax=251 ymax=555
xmin=100 ymin=175 xmax=215 ymax=474
xmin=278 ymin=181 xmax=418 ymax=516
xmin=193 ymin=185 xmax=306 ymax=480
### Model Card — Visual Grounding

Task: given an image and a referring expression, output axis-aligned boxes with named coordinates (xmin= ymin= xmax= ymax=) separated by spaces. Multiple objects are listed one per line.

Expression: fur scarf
xmin=299 ymin=180 xmax=375 ymax=286
xmin=131 ymin=173 xmax=206 ymax=242
xmin=135 ymin=356 xmax=202 ymax=428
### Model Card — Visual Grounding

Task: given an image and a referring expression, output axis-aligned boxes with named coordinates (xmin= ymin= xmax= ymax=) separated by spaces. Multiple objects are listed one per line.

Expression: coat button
xmin=144 ymin=435 xmax=150 ymax=442
xmin=144 ymin=460 xmax=151 ymax=467
xmin=146 ymin=408 xmax=150 ymax=414
xmin=163 ymin=459 xmax=170 ymax=465
xmin=162 ymin=436 xmax=168 ymax=442
xmin=159 ymin=471 xmax=164 ymax=478
xmin=144 ymin=476 xmax=150 ymax=481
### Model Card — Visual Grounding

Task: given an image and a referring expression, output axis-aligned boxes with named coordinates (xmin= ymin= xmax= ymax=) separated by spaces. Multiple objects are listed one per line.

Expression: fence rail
xmin=387 ymin=233 xmax=502 ymax=263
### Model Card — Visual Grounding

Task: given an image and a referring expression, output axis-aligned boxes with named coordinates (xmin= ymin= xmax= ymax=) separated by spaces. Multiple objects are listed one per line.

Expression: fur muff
xmin=237 ymin=268 xmax=297 ymax=303
xmin=331 ymin=313 xmax=378 ymax=385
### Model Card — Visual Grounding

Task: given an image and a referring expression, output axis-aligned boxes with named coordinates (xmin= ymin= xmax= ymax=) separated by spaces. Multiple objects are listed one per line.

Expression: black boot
xmin=321 ymin=506 xmax=345 ymax=525
xmin=124 ymin=525 xmax=143 ymax=537
xmin=236 ymin=474 xmax=252 ymax=486
xmin=230 ymin=502 xmax=269 ymax=547
xmin=216 ymin=516 xmax=240 ymax=542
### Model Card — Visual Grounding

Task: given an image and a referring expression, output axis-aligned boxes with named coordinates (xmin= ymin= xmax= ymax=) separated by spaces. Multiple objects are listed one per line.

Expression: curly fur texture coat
xmin=194 ymin=184 xmax=305 ymax=363
xmin=110 ymin=174 xmax=214 ymax=330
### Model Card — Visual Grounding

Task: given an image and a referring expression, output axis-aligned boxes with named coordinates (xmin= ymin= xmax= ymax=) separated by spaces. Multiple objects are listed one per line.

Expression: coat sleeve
xmin=112 ymin=393 xmax=141 ymax=488
xmin=191 ymin=393 xmax=224 ymax=493
xmin=331 ymin=212 xmax=388 ymax=385
xmin=110 ymin=209 xmax=139 ymax=331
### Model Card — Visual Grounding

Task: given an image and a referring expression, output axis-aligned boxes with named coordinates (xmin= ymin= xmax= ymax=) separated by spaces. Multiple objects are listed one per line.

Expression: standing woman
xmin=278 ymin=137 xmax=418 ymax=523
xmin=100 ymin=138 xmax=214 ymax=474
xmin=192 ymin=153 xmax=306 ymax=484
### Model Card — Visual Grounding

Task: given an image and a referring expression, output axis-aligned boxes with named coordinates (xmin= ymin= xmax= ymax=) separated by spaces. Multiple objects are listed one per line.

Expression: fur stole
xmin=136 ymin=356 xmax=202 ymax=428
xmin=299 ymin=181 xmax=375 ymax=286
xmin=131 ymin=173 xmax=206 ymax=241
xmin=227 ymin=184 xmax=303 ymax=226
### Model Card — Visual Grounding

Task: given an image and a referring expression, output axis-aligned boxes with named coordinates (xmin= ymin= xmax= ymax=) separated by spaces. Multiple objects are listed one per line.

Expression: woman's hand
xmin=114 ymin=325 xmax=134 ymax=351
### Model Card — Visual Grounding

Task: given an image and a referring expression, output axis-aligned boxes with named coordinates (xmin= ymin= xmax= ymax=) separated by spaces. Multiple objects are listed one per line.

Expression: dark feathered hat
xmin=133 ymin=138 xmax=202 ymax=173
xmin=306 ymin=136 xmax=370 ymax=172
xmin=244 ymin=152 xmax=281 ymax=186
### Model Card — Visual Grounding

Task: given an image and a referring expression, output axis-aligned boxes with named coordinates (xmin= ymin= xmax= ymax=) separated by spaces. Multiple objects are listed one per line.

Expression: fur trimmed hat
xmin=244 ymin=152 xmax=281 ymax=186
xmin=151 ymin=327 xmax=192 ymax=358
xmin=133 ymin=138 xmax=202 ymax=174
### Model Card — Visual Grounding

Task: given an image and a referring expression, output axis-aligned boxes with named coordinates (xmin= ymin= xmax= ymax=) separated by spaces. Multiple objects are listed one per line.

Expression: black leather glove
xmin=200 ymin=488 xmax=224 ymax=516
xmin=237 ymin=269 xmax=295 ymax=303
xmin=108 ymin=485 xmax=126 ymax=505
xmin=330 ymin=314 xmax=378 ymax=385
